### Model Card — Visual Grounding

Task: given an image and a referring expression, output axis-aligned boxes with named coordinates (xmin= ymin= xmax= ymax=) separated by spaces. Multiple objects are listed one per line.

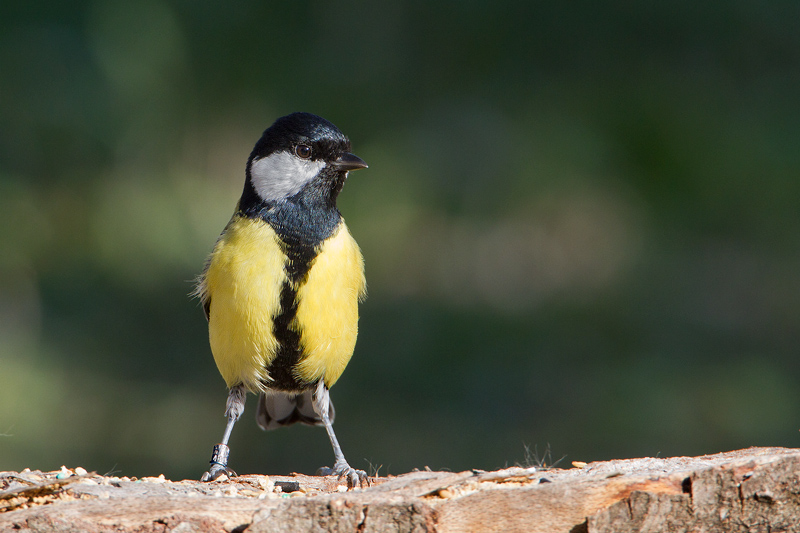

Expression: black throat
xmin=239 ymin=165 xmax=344 ymax=252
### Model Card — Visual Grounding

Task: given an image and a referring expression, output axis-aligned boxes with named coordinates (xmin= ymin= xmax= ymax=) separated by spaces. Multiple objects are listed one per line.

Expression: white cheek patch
xmin=249 ymin=151 xmax=326 ymax=201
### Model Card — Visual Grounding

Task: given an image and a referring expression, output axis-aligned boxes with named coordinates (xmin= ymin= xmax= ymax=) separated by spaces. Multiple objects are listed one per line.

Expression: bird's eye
xmin=295 ymin=144 xmax=312 ymax=159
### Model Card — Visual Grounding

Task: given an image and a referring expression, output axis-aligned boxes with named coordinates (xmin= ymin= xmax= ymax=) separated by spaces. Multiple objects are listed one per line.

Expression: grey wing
xmin=193 ymin=213 xmax=240 ymax=322
xmin=190 ymin=269 xmax=211 ymax=321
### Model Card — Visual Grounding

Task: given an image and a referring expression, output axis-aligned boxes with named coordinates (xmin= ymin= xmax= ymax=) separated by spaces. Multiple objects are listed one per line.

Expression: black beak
xmin=331 ymin=152 xmax=368 ymax=171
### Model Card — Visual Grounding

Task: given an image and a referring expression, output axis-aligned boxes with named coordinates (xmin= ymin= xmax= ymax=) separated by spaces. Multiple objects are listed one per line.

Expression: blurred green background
xmin=1 ymin=0 xmax=799 ymax=480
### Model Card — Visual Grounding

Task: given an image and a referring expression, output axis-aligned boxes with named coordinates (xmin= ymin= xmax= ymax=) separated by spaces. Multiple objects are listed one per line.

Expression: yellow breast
xmin=294 ymin=221 xmax=366 ymax=388
xmin=200 ymin=214 xmax=366 ymax=392
xmin=203 ymin=216 xmax=286 ymax=391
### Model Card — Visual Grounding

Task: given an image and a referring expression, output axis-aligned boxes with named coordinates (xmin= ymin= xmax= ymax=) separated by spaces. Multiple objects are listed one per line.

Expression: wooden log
xmin=1 ymin=447 xmax=799 ymax=532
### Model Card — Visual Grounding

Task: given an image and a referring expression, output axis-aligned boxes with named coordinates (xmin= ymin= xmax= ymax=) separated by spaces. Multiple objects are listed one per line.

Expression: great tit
xmin=194 ymin=112 xmax=369 ymax=487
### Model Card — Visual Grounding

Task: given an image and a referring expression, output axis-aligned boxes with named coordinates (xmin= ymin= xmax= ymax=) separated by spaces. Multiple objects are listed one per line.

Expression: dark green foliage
xmin=0 ymin=0 xmax=798 ymax=480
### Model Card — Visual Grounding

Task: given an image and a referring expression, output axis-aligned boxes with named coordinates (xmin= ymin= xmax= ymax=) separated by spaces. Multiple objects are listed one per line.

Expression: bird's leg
xmin=312 ymin=381 xmax=369 ymax=488
xmin=201 ymin=383 xmax=246 ymax=482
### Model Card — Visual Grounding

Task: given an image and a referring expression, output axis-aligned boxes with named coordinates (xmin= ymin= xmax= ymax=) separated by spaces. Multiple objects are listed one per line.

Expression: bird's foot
xmin=200 ymin=443 xmax=237 ymax=482
xmin=201 ymin=463 xmax=237 ymax=482
xmin=317 ymin=460 xmax=370 ymax=489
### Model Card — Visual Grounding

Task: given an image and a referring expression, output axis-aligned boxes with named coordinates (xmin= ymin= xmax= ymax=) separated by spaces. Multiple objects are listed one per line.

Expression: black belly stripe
xmin=263 ymin=237 xmax=320 ymax=393
xmin=265 ymin=280 xmax=307 ymax=392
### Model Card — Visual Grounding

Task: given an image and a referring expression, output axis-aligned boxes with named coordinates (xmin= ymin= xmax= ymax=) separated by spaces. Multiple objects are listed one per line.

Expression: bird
xmin=193 ymin=112 xmax=369 ymax=487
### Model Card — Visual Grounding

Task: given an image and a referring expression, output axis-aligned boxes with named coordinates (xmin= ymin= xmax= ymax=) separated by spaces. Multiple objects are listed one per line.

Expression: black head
xmin=251 ymin=112 xmax=350 ymax=162
xmin=242 ymin=112 xmax=367 ymax=208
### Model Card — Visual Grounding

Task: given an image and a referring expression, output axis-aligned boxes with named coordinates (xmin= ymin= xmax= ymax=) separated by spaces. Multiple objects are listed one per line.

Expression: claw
xmin=200 ymin=443 xmax=237 ymax=482
xmin=201 ymin=463 xmax=237 ymax=482
xmin=317 ymin=461 xmax=370 ymax=489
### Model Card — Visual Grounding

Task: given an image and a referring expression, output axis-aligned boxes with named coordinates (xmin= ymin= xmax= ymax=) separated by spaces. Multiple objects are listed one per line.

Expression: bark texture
xmin=2 ymin=447 xmax=799 ymax=532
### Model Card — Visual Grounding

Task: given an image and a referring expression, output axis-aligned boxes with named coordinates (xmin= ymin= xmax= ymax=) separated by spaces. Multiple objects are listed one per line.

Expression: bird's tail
xmin=256 ymin=389 xmax=336 ymax=431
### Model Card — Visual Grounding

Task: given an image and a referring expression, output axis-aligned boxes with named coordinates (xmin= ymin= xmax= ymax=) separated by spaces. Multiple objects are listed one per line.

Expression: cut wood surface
xmin=2 ymin=447 xmax=800 ymax=532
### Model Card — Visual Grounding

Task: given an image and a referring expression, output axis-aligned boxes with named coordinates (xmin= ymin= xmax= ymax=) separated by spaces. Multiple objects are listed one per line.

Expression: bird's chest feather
xmin=293 ymin=221 xmax=366 ymax=388
xmin=203 ymin=215 xmax=365 ymax=392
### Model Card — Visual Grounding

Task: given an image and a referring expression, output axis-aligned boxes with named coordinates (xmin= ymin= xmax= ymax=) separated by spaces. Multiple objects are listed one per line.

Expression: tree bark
xmin=2 ymin=447 xmax=799 ymax=532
